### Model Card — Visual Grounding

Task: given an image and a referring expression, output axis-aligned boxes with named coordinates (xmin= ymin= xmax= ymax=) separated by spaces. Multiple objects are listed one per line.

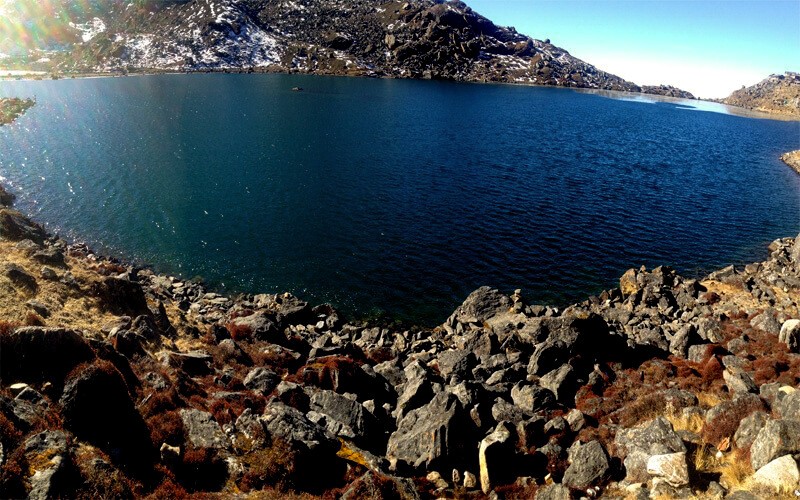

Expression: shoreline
xmin=4 ymin=67 xmax=798 ymax=122
xmin=1 ymin=102 xmax=800 ymax=498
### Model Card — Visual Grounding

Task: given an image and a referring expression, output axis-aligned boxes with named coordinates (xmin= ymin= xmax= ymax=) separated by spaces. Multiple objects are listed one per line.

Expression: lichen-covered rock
xmin=562 ymin=440 xmax=611 ymax=490
xmin=646 ymin=452 xmax=689 ymax=487
xmin=750 ymin=420 xmax=800 ymax=471
xmin=387 ymin=392 xmax=475 ymax=472
xmin=614 ymin=416 xmax=686 ymax=483
xmin=180 ymin=408 xmax=229 ymax=450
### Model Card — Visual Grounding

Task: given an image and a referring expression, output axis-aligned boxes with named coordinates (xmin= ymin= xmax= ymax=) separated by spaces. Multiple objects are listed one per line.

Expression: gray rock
xmin=538 ymin=364 xmax=580 ymax=403
xmin=395 ymin=377 xmax=434 ymax=420
xmin=374 ymin=358 xmax=405 ymax=388
xmin=24 ymin=431 xmax=69 ymax=500
xmin=614 ymin=416 xmax=686 ymax=483
xmin=32 ymin=247 xmax=65 ymax=267
xmin=4 ymin=263 xmax=37 ymax=293
xmin=437 ymin=349 xmax=477 ymax=381
xmin=534 ymin=483 xmax=571 ymax=500
xmin=792 ymin=233 xmax=800 ymax=266
xmin=92 ymin=277 xmax=149 ymax=317
xmin=750 ymin=311 xmax=782 ymax=335
xmin=339 ymin=471 xmax=421 ymax=500
xmin=776 ymin=389 xmax=800 ymax=420
xmin=387 ymin=392 xmax=475 ymax=471
xmin=229 ymin=311 xmax=280 ymax=341
xmin=669 ymin=324 xmax=698 ymax=357
xmin=510 ymin=383 xmax=556 ymax=413
xmin=733 ymin=411 xmax=768 ymax=450
xmin=0 ymin=208 xmax=47 ymax=244
xmin=25 ymin=300 xmax=51 ymax=318
xmin=447 ymin=286 xmax=512 ymax=325
xmin=261 ymin=401 xmax=336 ymax=452
xmin=778 ymin=319 xmax=800 ymax=352
xmin=723 ymin=367 xmax=758 ymax=394
xmin=180 ymin=409 xmax=228 ymax=449
xmin=562 ymin=440 xmax=610 ymax=490
xmin=478 ymin=422 xmax=515 ymax=493
xmin=0 ymin=184 xmax=15 ymax=207
xmin=750 ymin=454 xmax=800 ymax=492
xmin=750 ymin=419 xmax=800 ymax=471
xmin=646 ymin=452 xmax=689 ymax=487
xmin=243 ymin=367 xmax=280 ymax=395
xmin=309 ymin=389 xmax=381 ymax=448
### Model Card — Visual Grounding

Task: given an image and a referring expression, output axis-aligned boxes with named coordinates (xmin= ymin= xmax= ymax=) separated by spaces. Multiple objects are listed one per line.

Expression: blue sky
xmin=466 ymin=0 xmax=800 ymax=98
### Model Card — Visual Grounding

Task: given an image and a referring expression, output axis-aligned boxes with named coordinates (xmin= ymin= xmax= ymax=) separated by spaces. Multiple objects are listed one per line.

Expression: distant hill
xmin=1 ymin=0 xmax=694 ymax=98
xmin=722 ymin=72 xmax=800 ymax=117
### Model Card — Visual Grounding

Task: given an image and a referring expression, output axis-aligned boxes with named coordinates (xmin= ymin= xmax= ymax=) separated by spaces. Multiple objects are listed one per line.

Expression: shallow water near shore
xmin=0 ymin=74 xmax=798 ymax=324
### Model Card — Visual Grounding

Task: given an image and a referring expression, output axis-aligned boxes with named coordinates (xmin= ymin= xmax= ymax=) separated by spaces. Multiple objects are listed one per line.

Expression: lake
xmin=0 ymin=74 xmax=798 ymax=324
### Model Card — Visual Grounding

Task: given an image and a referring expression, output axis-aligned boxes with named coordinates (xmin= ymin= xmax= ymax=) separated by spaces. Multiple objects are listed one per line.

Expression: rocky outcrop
xmin=0 ymin=202 xmax=799 ymax=498
xmin=723 ymin=72 xmax=800 ymax=117
xmin=781 ymin=150 xmax=800 ymax=175
xmin=0 ymin=98 xmax=35 ymax=126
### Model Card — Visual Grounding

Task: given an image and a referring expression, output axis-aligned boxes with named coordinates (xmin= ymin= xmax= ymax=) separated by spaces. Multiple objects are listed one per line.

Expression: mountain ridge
xmin=721 ymin=72 xmax=800 ymax=117
xmin=1 ymin=0 xmax=695 ymax=98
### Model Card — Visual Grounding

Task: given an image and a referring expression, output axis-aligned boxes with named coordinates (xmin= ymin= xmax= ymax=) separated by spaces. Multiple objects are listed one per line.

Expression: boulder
xmin=535 ymin=483 xmax=571 ymax=500
xmin=180 ymin=409 xmax=228 ymax=449
xmin=4 ymin=263 xmax=38 ymax=294
xmin=243 ymin=367 xmax=280 ymax=395
xmin=32 ymin=247 xmax=65 ymax=267
xmin=510 ymin=383 xmax=556 ymax=413
xmin=646 ymin=452 xmax=689 ymax=487
xmin=60 ymin=361 xmax=153 ymax=467
xmin=229 ymin=311 xmax=280 ymax=341
xmin=437 ymin=349 xmax=477 ymax=381
xmin=750 ymin=454 xmax=800 ymax=492
xmin=23 ymin=431 xmax=70 ymax=500
xmin=163 ymin=350 xmax=213 ymax=376
xmin=750 ymin=419 xmax=800 ymax=471
xmin=260 ymin=401 xmax=337 ymax=452
xmin=0 ymin=327 xmax=95 ymax=386
xmin=92 ymin=277 xmax=149 ymax=317
xmin=733 ymin=411 xmax=768 ymax=450
xmin=538 ymin=364 xmax=580 ymax=403
xmin=614 ymin=416 xmax=686 ymax=483
xmin=340 ymin=470 xmax=421 ymax=500
xmin=562 ymin=440 xmax=611 ymax=490
xmin=447 ymin=286 xmax=512 ymax=325
xmin=309 ymin=389 xmax=381 ymax=448
xmin=776 ymin=389 xmax=800 ymax=420
xmin=778 ymin=319 xmax=800 ymax=352
xmin=0 ymin=184 xmax=14 ymax=206
xmin=723 ymin=367 xmax=758 ymax=394
xmin=0 ymin=208 xmax=46 ymax=244
xmin=478 ymin=422 xmax=515 ymax=493
xmin=387 ymin=392 xmax=475 ymax=472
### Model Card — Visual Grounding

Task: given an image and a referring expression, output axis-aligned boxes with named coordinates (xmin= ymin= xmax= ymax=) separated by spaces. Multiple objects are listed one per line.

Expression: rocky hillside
xmin=1 ymin=179 xmax=799 ymax=498
xmin=0 ymin=0 xmax=696 ymax=95
xmin=723 ymin=72 xmax=800 ymax=117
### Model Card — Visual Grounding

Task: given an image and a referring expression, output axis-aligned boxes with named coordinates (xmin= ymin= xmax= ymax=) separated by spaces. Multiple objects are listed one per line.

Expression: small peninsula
xmin=0 ymin=98 xmax=34 ymax=126
xmin=782 ymin=150 xmax=800 ymax=175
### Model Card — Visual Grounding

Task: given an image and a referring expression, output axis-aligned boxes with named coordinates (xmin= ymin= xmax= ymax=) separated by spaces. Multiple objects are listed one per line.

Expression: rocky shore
xmin=0 ymin=98 xmax=34 ymax=126
xmin=1 ymin=181 xmax=799 ymax=499
xmin=782 ymin=151 xmax=800 ymax=175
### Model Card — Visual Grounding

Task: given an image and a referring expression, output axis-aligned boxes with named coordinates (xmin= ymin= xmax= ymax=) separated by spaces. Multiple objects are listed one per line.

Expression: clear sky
xmin=466 ymin=0 xmax=800 ymax=98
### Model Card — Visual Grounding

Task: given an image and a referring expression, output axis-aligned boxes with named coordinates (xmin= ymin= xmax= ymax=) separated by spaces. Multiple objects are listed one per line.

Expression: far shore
xmin=2 ymin=66 xmax=798 ymax=122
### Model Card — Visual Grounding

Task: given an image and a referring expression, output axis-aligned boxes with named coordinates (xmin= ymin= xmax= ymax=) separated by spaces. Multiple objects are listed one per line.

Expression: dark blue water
xmin=1 ymin=74 xmax=798 ymax=324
